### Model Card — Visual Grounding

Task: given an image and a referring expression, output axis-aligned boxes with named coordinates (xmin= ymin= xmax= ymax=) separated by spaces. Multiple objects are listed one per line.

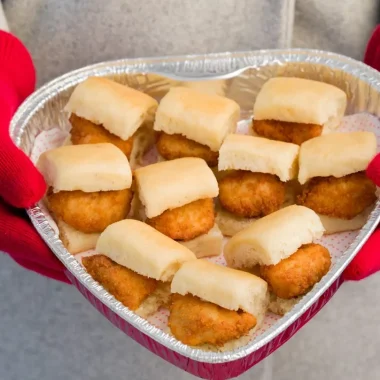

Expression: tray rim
xmin=10 ymin=48 xmax=380 ymax=364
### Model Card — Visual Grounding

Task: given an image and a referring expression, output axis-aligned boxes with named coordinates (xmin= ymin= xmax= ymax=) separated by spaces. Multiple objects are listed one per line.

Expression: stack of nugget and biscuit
xmin=252 ymin=77 xmax=347 ymax=144
xmin=224 ymin=205 xmax=331 ymax=316
xmin=64 ymin=76 xmax=158 ymax=166
xmin=134 ymin=157 xmax=223 ymax=258
xmin=153 ymin=86 xmax=240 ymax=168
xmin=37 ymin=143 xmax=134 ymax=253
xmin=296 ymin=131 xmax=377 ymax=233
xmin=216 ymin=134 xmax=299 ymax=236
xmin=82 ymin=219 xmax=196 ymax=318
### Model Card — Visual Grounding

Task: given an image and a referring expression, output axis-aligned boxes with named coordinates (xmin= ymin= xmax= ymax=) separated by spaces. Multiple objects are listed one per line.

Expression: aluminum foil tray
xmin=10 ymin=49 xmax=380 ymax=380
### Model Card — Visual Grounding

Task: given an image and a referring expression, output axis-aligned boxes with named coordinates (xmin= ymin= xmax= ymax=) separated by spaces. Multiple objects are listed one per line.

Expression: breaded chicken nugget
xmin=146 ymin=198 xmax=215 ymax=241
xmin=260 ymin=243 xmax=331 ymax=299
xmin=47 ymin=188 xmax=133 ymax=233
xmin=218 ymin=171 xmax=285 ymax=218
xmin=82 ymin=255 xmax=158 ymax=310
xmin=156 ymin=132 xmax=219 ymax=167
xmin=252 ymin=119 xmax=322 ymax=145
xmin=70 ymin=114 xmax=134 ymax=158
xmin=297 ymin=172 xmax=376 ymax=219
xmin=168 ymin=294 xmax=256 ymax=347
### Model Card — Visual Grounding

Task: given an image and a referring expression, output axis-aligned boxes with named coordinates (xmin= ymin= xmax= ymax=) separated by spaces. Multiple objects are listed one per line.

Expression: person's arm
xmin=0 ymin=23 xmax=69 ymax=283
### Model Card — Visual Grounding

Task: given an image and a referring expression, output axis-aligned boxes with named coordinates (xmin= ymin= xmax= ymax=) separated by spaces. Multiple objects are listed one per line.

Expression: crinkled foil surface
xmin=10 ymin=49 xmax=380 ymax=364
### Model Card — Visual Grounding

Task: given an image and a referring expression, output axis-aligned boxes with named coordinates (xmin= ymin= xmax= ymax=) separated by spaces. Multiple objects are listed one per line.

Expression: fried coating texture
xmin=218 ymin=171 xmax=285 ymax=218
xmin=260 ymin=243 xmax=331 ymax=299
xmin=70 ymin=114 xmax=134 ymax=158
xmin=156 ymin=132 xmax=219 ymax=167
xmin=47 ymin=188 xmax=133 ymax=233
xmin=297 ymin=172 xmax=377 ymax=219
xmin=82 ymin=254 xmax=158 ymax=310
xmin=252 ymin=119 xmax=322 ymax=145
xmin=168 ymin=294 xmax=256 ymax=347
xmin=146 ymin=198 xmax=215 ymax=241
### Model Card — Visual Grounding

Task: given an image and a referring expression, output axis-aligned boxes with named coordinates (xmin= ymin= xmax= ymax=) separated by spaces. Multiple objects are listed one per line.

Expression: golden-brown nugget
xmin=297 ymin=172 xmax=377 ymax=219
xmin=47 ymin=188 xmax=133 ymax=233
xmin=156 ymin=132 xmax=219 ymax=167
xmin=70 ymin=114 xmax=134 ymax=158
xmin=252 ymin=119 xmax=322 ymax=145
xmin=82 ymin=254 xmax=158 ymax=310
xmin=218 ymin=171 xmax=285 ymax=218
xmin=260 ymin=243 xmax=331 ymax=299
xmin=168 ymin=294 xmax=256 ymax=347
xmin=146 ymin=198 xmax=215 ymax=241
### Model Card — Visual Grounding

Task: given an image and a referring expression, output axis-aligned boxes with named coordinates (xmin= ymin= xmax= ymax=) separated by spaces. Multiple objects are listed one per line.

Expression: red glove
xmin=364 ymin=24 xmax=380 ymax=72
xmin=343 ymin=155 xmax=380 ymax=281
xmin=0 ymin=31 xmax=69 ymax=284
xmin=0 ymin=29 xmax=380 ymax=285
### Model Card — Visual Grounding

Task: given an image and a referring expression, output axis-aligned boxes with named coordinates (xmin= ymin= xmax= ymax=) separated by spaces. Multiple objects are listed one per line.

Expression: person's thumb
xmin=0 ymin=106 xmax=47 ymax=208
xmin=0 ymin=31 xmax=46 ymax=208
xmin=343 ymin=229 xmax=380 ymax=281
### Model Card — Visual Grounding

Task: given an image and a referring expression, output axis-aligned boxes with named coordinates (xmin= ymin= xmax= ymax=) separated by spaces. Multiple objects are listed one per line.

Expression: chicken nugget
xmin=297 ymin=172 xmax=377 ymax=219
xmin=156 ymin=132 xmax=219 ymax=167
xmin=218 ymin=171 xmax=285 ymax=218
xmin=82 ymin=255 xmax=158 ymax=310
xmin=252 ymin=119 xmax=322 ymax=145
xmin=70 ymin=114 xmax=134 ymax=158
xmin=47 ymin=188 xmax=133 ymax=233
xmin=146 ymin=198 xmax=215 ymax=241
xmin=168 ymin=294 xmax=256 ymax=347
xmin=260 ymin=243 xmax=331 ymax=299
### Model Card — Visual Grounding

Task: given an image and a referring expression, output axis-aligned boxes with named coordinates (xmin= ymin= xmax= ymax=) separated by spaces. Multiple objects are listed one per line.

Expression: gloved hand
xmin=1 ymin=29 xmax=380 ymax=286
xmin=343 ymin=154 xmax=380 ymax=281
xmin=0 ymin=30 xmax=69 ymax=284
xmin=364 ymin=24 xmax=380 ymax=72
